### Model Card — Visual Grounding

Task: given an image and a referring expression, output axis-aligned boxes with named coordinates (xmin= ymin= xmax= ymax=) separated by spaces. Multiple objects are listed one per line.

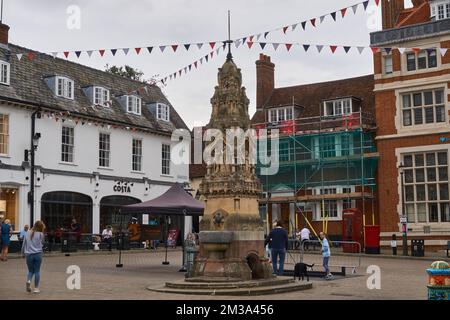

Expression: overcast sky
xmin=5 ymin=0 xmax=414 ymax=129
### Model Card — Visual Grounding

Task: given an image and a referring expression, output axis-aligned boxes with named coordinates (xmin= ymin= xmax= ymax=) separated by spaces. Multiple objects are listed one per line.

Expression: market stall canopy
xmin=120 ymin=183 xmax=204 ymax=216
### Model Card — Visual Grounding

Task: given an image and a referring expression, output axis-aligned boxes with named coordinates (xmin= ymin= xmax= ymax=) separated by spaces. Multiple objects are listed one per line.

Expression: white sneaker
xmin=26 ymin=281 xmax=31 ymax=292
xmin=33 ymin=288 xmax=40 ymax=294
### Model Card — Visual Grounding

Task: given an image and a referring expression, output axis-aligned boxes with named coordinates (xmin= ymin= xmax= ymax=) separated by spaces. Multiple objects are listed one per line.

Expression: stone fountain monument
xmin=149 ymin=47 xmax=313 ymax=295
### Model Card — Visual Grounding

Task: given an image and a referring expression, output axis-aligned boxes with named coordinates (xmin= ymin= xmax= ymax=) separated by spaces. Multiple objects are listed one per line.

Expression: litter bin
xmin=185 ymin=241 xmax=199 ymax=278
xmin=116 ymin=232 xmax=130 ymax=250
xmin=61 ymin=232 xmax=77 ymax=253
xmin=411 ymin=239 xmax=425 ymax=257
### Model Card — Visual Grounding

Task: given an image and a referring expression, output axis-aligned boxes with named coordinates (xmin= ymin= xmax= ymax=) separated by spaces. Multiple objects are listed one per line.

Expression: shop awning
xmin=120 ymin=183 xmax=204 ymax=216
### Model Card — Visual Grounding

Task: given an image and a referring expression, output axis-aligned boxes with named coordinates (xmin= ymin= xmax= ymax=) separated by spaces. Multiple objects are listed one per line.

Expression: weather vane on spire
xmin=225 ymin=10 xmax=233 ymax=61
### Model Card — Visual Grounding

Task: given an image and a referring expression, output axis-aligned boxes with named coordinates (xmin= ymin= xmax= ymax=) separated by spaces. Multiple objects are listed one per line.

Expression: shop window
xmin=99 ymin=196 xmax=141 ymax=232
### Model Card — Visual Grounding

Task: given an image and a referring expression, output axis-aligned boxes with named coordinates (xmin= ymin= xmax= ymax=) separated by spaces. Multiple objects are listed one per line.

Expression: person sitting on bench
xmin=102 ymin=226 xmax=113 ymax=251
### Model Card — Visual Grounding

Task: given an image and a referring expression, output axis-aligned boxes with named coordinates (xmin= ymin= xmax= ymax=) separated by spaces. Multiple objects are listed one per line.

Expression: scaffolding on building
xmin=253 ymin=110 xmax=379 ymax=236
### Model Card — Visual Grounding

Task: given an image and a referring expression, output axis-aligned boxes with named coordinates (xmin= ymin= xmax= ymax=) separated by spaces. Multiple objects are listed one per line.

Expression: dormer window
xmin=0 ymin=61 xmax=10 ymax=85
xmin=268 ymin=107 xmax=294 ymax=123
xmin=127 ymin=96 xmax=142 ymax=115
xmin=324 ymin=98 xmax=352 ymax=117
xmin=56 ymin=76 xmax=74 ymax=99
xmin=156 ymin=103 xmax=170 ymax=122
xmin=94 ymin=87 xmax=110 ymax=107
xmin=431 ymin=1 xmax=450 ymax=20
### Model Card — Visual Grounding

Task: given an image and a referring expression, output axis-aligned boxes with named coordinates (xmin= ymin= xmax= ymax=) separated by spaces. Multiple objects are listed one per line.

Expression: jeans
xmin=323 ymin=256 xmax=330 ymax=275
xmin=271 ymin=249 xmax=286 ymax=275
xmin=26 ymin=253 xmax=43 ymax=287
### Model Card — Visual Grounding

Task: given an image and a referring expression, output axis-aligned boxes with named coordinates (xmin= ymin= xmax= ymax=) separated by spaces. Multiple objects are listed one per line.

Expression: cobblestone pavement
xmin=0 ymin=250 xmax=431 ymax=300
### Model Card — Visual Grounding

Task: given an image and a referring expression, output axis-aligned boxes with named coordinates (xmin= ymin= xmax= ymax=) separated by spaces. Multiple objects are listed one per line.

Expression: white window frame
xmin=324 ymin=98 xmax=353 ymax=117
xmin=127 ymin=96 xmax=142 ymax=115
xmin=162 ymin=143 xmax=171 ymax=175
xmin=94 ymin=87 xmax=110 ymax=107
xmin=401 ymin=88 xmax=446 ymax=128
xmin=401 ymin=150 xmax=450 ymax=224
xmin=312 ymin=134 xmax=354 ymax=159
xmin=132 ymin=138 xmax=143 ymax=172
xmin=156 ymin=103 xmax=170 ymax=122
xmin=55 ymin=76 xmax=74 ymax=100
xmin=312 ymin=186 xmax=356 ymax=221
xmin=99 ymin=132 xmax=111 ymax=168
xmin=0 ymin=61 xmax=10 ymax=85
xmin=268 ymin=107 xmax=294 ymax=123
xmin=405 ymin=49 xmax=438 ymax=72
xmin=384 ymin=54 xmax=393 ymax=75
xmin=61 ymin=126 xmax=75 ymax=163
xmin=431 ymin=1 xmax=450 ymax=20
xmin=0 ymin=113 xmax=9 ymax=155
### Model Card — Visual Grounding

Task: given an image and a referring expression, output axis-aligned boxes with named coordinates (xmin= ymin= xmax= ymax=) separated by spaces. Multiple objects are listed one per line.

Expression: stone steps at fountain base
xmin=148 ymin=278 xmax=313 ymax=296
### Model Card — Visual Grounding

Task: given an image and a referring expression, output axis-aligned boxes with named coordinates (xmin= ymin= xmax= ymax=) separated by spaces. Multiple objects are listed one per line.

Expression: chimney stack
xmin=0 ymin=23 xmax=9 ymax=46
xmin=381 ymin=0 xmax=405 ymax=29
xmin=256 ymin=54 xmax=275 ymax=110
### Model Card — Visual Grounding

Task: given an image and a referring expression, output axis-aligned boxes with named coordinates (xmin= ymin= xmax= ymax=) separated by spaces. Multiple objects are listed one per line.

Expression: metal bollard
xmin=391 ymin=234 xmax=397 ymax=256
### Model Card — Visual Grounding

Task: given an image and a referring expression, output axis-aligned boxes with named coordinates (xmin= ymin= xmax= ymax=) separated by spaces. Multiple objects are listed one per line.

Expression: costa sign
xmin=114 ymin=181 xmax=133 ymax=193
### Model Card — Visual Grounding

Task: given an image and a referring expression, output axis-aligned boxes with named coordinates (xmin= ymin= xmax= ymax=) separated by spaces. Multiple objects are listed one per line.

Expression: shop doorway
xmin=0 ymin=186 xmax=19 ymax=231
xmin=41 ymin=191 xmax=93 ymax=235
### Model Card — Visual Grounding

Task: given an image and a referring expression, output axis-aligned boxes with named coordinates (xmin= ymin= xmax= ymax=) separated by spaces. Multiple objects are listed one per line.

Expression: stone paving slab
xmin=0 ymin=251 xmax=431 ymax=300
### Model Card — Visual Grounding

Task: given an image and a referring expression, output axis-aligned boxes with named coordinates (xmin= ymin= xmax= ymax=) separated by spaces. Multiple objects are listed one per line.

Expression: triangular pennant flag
xmin=357 ymin=46 xmax=365 ymax=54
xmin=99 ymin=49 xmax=105 ymax=57
xmin=352 ymin=4 xmax=359 ymax=14
xmin=75 ymin=51 xmax=82 ymax=58
xmin=169 ymin=74 xmax=173 ymax=80
xmin=260 ymin=43 xmax=267 ymax=50
xmin=210 ymin=51 xmax=214 ymax=58
xmin=384 ymin=48 xmax=392 ymax=54
xmin=426 ymin=48 xmax=436 ymax=55
xmin=16 ymin=53 xmax=23 ymax=61
xmin=256 ymin=34 xmax=262 ymax=40
xmin=216 ymin=47 xmax=220 ymax=55
xmin=412 ymin=48 xmax=421 ymax=54
xmin=184 ymin=67 xmax=187 ymax=74
xmin=272 ymin=43 xmax=280 ymax=51
xmin=310 ymin=18 xmax=316 ymax=27
xmin=440 ymin=48 xmax=448 ymax=56
xmin=398 ymin=47 xmax=406 ymax=54
xmin=64 ymin=51 xmax=70 ymax=58
xmin=370 ymin=47 xmax=380 ymax=54
xmin=28 ymin=52 xmax=35 ymax=60
xmin=249 ymin=35 xmax=254 ymax=42
xmin=200 ymin=57 xmax=204 ymax=64
xmin=264 ymin=32 xmax=269 ymax=39
xmin=330 ymin=45 xmax=338 ymax=53
xmin=197 ymin=43 xmax=203 ymax=50
xmin=316 ymin=45 xmax=324 ymax=53
xmin=285 ymin=43 xmax=293 ymax=51
xmin=301 ymin=21 xmax=307 ymax=30
xmin=303 ymin=44 xmax=310 ymax=52
xmin=111 ymin=49 xmax=117 ymax=56
xmin=173 ymin=72 xmax=177 ymax=79
xmin=283 ymin=26 xmax=289 ymax=34
xmin=194 ymin=61 xmax=198 ymax=68
xmin=320 ymin=15 xmax=326 ymax=23
xmin=343 ymin=46 xmax=351 ymax=53
xmin=135 ymin=47 xmax=142 ymax=54
xmin=235 ymin=40 xmax=241 ymax=48
xmin=179 ymin=70 xmax=182 ymax=76
xmin=51 ymin=52 xmax=58 ymax=58
xmin=159 ymin=46 xmax=166 ymax=53
xmin=247 ymin=42 xmax=254 ymax=49
xmin=209 ymin=42 xmax=216 ymax=49
xmin=86 ymin=50 xmax=93 ymax=57
xmin=184 ymin=44 xmax=191 ymax=51
xmin=331 ymin=12 xmax=337 ymax=21
xmin=242 ymin=37 xmax=247 ymax=43
xmin=122 ymin=48 xmax=129 ymax=55
xmin=375 ymin=0 xmax=380 ymax=6
xmin=363 ymin=1 xmax=369 ymax=10
xmin=205 ymin=55 xmax=209 ymax=62
xmin=341 ymin=8 xmax=347 ymax=18
xmin=171 ymin=45 xmax=178 ymax=52
xmin=147 ymin=47 xmax=153 ymax=54
xmin=291 ymin=24 xmax=298 ymax=32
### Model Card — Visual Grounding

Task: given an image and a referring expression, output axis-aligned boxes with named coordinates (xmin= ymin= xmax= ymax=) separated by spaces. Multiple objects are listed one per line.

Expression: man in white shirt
xmin=102 ymin=225 xmax=113 ymax=251
xmin=298 ymin=226 xmax=311 ymax=251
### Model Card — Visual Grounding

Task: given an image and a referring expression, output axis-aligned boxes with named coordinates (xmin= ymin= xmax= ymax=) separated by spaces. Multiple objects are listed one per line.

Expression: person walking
xmin=298 ymin=226 xmax=311 ymax=251
xmin=319 ymin=232 xmax=333 ymax=279
xmin=22 ymin=221 xmax=46 ymax=293
xmin=265 ymin=221 xmax=288 ymax=276
xmin=1 ymin=219 xmax=12 ymax=261
xmin=19 ymin=224 xmax=30 ymax=248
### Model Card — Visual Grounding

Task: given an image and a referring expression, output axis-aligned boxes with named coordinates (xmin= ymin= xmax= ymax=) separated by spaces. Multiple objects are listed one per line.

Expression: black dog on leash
xmin=294 ymin=263 xmax=315 ymax=281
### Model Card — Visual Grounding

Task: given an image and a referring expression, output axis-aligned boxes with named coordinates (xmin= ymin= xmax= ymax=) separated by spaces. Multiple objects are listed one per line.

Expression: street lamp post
xmin=399 ymin=163 xmax=408 ymax=256
xmin=29 ymin=110 xmax=41 ymax=227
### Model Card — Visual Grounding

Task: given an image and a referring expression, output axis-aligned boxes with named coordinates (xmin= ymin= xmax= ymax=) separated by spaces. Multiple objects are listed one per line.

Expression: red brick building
xmin=371 ymin=0 xmax=450 ymax=249
xmin=252 ymin=55 xmax=377 ymax=242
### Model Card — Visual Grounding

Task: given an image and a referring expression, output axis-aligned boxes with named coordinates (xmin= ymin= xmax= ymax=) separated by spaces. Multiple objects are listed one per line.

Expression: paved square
xmin=0 ymin=250 xmax=432 ymax=300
